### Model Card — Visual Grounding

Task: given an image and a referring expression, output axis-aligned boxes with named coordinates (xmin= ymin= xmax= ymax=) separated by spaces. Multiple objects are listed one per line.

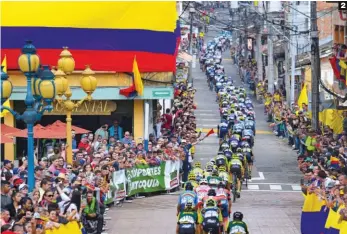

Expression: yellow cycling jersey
xmin=228 ymin=158 xmax=243 ymax=167
xmin=218 ymin=171 xmax=231 ymax=183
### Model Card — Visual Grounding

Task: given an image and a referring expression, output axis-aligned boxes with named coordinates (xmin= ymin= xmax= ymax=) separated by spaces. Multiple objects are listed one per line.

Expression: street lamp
xmin=0 ymin=40 xmax=56 ymax=191
xmin=54 ymin=47 xmax=97 ymax=165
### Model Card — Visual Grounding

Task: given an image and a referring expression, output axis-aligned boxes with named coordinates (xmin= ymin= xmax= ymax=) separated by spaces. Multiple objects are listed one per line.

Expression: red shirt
xmin=78 ymin=141 xmax=91 ymax=153
xmin=163 ymin=114 xmax=172 ymax=129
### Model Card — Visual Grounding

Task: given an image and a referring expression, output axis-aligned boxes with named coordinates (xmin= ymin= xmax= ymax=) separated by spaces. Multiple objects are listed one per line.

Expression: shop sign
xmin=45 ymin=100 xmax=117 ymax=115
xmin=152 ymin=90 xmax=171 ymax=98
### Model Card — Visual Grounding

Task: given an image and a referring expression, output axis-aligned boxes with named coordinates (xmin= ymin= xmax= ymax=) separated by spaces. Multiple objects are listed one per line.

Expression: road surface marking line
xmin=196 ymin=128 xmax=218 ymax=133
xmin=249 ymin=172 xmax=265 ymax=181
xmin=247 ymin=185 xmax=260 ymax=190
xmin=248 ymin=182 xmax=300 ymax=186
xmin=256 ymin=130 xmax=273 ymax=134
xmin=242 ymin=190 xmax=301 ymax=193
xmin=269 ymin=185 xmax=282 ymax=190
xmin=197 ymin=119 xmax=220 ymax=121
xmin=291 ymin=185 xmax=302 ymax=191
xmin=195 ymin=113 xmax=218 ymax=116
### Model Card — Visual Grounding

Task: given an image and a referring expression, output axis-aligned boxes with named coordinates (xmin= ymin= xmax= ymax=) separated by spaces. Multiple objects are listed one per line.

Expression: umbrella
xmin=1 ymin=124 xmax=21 ymax=135
xmin=7 ymin=124 xmax=67 ymax=139
xmin=1 ymin=134 xmax=13 ymax=144
xmin=47 ymin=120 xmax=90 ymax=134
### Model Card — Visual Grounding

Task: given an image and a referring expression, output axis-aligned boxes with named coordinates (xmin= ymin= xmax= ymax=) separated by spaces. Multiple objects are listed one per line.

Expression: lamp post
xmin=0 ymin=40 xmax=56 ymax=191
xmin=54 ymin=47 xmax=97 ymax=165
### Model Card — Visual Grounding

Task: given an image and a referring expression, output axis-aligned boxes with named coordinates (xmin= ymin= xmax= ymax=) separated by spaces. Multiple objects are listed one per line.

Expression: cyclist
xmin=192 ymin=161 xmax=204 ymax=182
xmin=177 ymin=182 xmax=198 ymax=215
xmin=228 ymin=154 xmax=243 ymax=198
xmin=218 ymin=165 xmax=231 ymax=190
xmin=207 ymin=169 xmax=223 ymax=189
xmin=227 ymin=212 xmax=249 ymax=234
xmin=199 ymin=198 xmax=224 ymax=234
xmin=187 ymin=173 xmax=199 ymax=189
xmin=242 ymin=143 xmax=254 ymax=178
xmin=214 ymin=152 xmax=228 ymax=170
xmin=204 ymin=162 xmax=214 ymax=178
xmin=195 ymin=179 xmax=211 ymax=205
xmin=177 ymin=201 xmax=199 ymax=234
xmin=215 ymin=181 xmax=231 ymax=229
xmin=218 ymin=119 xmax=229 ymax=144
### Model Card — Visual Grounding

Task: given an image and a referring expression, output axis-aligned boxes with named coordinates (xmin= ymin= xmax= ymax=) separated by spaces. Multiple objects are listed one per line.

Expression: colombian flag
xmin=1 ymin=2 xmax=178 ymax=72
xmin=301 ymin=193 xmax=328 ymax=234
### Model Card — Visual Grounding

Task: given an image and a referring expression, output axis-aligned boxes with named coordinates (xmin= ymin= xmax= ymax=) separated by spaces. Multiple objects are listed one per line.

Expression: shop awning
xmin=177 ymin=52 xmax=193 ymax=62
xmin=1 ymin=124 xmax=21 ymax=135
xmin=47 ymin=120 xmax=90 ymax=134
xmin=1 ymin=134 xmax=13 ymax=144
xmin=7 ymin=124 xmax=67 ymax=139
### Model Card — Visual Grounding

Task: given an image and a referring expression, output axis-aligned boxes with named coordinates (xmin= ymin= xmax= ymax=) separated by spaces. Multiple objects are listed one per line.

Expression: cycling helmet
xmin=212 ymin=169 xmax=219 ymax=176
xmin=210 ymin=158 xmax=216 ymax=165
xmin=206 ymin=165 xmax=213 ymax=172
xmin=206 ymin=198 xmax=216 ymax=207
xmin=194 ymin=162 xmax=201 ymax=168
xmin=188 ymin=173 xmax=196 ymax=181
xmin=207 ymin=189 xmax=216 ymax=196
xmin=236 ymin=148 xmax=242 ymax=153
xmin=233 ymin=211 xmax=244 ymax=221
xmin=242 ymin=142 xmax=250 ymax=148
xmin=217 ymin=151 xmax=224 ymax=155
xmin=185 ymin=182 xmax=193 ymax=191
xmin=184 ymin=201 xmax=193 ymax=211
xmin=199 ymin=179 xmax=208 ymax=185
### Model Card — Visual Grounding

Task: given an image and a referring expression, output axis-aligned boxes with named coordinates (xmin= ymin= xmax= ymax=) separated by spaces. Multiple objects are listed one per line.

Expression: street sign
xmin=152 ymin=90 xmax=171 ymax=98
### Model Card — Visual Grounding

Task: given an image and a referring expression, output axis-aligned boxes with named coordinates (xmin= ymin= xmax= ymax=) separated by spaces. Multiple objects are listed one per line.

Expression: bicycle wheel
xmin=232 ymin=172 xmax=237 ymax=203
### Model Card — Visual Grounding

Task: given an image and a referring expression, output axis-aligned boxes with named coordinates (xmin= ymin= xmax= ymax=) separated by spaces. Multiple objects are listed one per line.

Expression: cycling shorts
xmin=230 ymin=165 xmax=242 ymax=180
xmin=245 ymin=152 xmax=253 ymax=164
xmin=179 ymin=223 xmax=195 ymax=234
xmin=219 ymin=128 xmax=228 ymax=139
xmin=219 ymin=199 xmax=229 ymax=218
xmin=202 ymin=218 xmax=220 ymax=234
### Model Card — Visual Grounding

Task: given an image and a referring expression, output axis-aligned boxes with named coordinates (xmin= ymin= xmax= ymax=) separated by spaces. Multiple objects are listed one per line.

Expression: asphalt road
xmin=108 ymin=12 xmax=303 ymax=234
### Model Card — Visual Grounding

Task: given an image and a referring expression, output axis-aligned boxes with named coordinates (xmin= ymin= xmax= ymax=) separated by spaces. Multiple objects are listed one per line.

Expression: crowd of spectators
xmin=0 ymin=80 xmax=201 ymax=233
xmin=235 ymin=48 xmax=347 ymax=222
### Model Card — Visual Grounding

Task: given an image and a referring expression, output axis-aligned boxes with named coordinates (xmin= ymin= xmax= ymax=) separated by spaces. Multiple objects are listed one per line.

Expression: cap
xmin=82 ymin=134 xmax=88 ymax=138
xmin=41 ymin=157 xmax=48 ymax=162
xmin=35 ymin=166 xmax=43 ymax=171
xmin=18 ymin=184 xmax=28 ymax=190
xmin=3 ymin=160 xmax=12 ymax=165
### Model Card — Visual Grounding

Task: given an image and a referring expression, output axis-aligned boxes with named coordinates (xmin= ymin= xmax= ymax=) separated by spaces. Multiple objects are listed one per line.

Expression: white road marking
xmin=195 ymin=113 xmax=218 ymax=116
xmin=247 ymin=184 xmax=260 ymax=190
xmin=243 ymin=190 xmax=301 ymax=193
xmin=269 ymin=185 xmax=282 ymax=190
xmin=291 ymin=185 xmax=302 ymax=191
xmin=248 ymin=172 xmax=265 ymax=181
xmin=197 ymin=119 xmax=220 ymax=121
xmin=248 ymin=182 xmax=300 ymax=186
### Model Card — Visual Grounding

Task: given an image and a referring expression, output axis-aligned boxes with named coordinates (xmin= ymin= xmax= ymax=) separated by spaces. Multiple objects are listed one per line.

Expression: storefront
xmin=3 ymin=71 xmax=174 ymax=160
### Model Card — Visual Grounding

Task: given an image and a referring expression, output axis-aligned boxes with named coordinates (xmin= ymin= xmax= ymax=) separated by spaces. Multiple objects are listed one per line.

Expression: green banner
xmin=126 ymin=163 xmax=166 ymax=196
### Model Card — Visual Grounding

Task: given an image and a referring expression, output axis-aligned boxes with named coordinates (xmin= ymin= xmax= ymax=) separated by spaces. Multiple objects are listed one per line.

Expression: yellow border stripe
xmin=2 ymin=2 xmax=177 ymax=32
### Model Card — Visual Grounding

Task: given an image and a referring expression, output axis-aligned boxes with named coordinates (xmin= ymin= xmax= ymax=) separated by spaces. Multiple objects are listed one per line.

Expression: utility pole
xmin=188 ymin=4 xmax=195 ymax=85
xmin=310 ymin=1 xmax=320 ymax=130
xmin=284 ymin=7 xmax=290 ymax=105
xmin=267 ymin=2 xmax=275 ymax=93
xmin=256 ymin=3 xmax=263 ymax=82
xmin=290 ymin=2 xmax=296 ymax=105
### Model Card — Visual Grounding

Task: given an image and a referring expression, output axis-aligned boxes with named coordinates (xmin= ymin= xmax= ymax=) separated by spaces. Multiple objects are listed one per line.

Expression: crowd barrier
xmin=106 ymin=160 xmax=180 ymax=202
xmin=301 ymin=193 xmax=347 ymax=234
